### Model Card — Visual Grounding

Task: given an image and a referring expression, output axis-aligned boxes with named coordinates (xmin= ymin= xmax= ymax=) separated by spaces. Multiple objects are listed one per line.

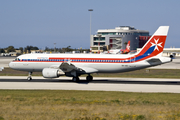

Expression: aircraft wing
xmin=59 ymin=62 xmax=79 ymax=72
xmin=59 ymin=62 xmax=98 ymax=74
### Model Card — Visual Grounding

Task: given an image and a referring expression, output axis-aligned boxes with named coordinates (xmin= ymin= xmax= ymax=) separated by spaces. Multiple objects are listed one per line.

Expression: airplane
xmin=121 ymin=41 xmax=130 ymax=54
xmin=164 ymin=51 xmax=179 ymax=59
xmin=107 ymin=49 xmax=121 ymax=54
xmin=107 ymin=41 xmax=130 ymax=54
xmin=9 ymin=26 xmax=171 ymax=82
xmin=0 ymin=67 xmax=4 ymax=71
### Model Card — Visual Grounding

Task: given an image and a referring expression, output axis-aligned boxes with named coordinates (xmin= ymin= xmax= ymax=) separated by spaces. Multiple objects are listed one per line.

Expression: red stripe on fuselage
xmin=49 ymin=57 xmax=129 ymax=61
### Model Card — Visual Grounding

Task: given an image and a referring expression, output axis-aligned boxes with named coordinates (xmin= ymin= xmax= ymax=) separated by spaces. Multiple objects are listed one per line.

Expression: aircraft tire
xmin=86 ymin=75 xmax=93 ymax=81
xmin=27 ymin=77 xmax=32 ymax=81
xmin=72 ymin=77 xmax=79 ymax=82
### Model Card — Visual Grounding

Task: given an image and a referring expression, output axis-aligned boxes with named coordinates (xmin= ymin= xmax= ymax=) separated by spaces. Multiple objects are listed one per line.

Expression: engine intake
xmin=42 ymin=68 xmax=65 ymax=78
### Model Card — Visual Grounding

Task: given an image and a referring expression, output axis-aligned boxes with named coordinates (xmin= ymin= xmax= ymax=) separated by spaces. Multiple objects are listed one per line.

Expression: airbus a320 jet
xmin=9 ymin=26 xmax=171 ymax=82
xmin=108 ymin=41 xmax=130 ymax=54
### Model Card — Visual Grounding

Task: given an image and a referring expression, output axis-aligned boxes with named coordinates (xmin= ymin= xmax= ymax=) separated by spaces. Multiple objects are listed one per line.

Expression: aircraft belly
xmin=74 ymin=63 xmax=134 ymax=73
xmin=73 ymin=62 xmax=151 ymax=73
xmin=11 ymin=62 xmax=33 ymax=71
xmin=95 ymin=63 xmax=127 ymax=72
xmin=95 ymin=64 xmax=150 ymax=73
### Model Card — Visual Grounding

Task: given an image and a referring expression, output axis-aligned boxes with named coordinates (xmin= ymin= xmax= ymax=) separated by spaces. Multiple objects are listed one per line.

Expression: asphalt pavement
xmin=0 ymin=76 xmax=180 ymax=93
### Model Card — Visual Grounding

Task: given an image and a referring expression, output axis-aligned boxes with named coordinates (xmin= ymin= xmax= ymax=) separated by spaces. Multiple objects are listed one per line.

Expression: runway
xmin=1 ymin=57 xmax=180 ymax=93
xmin=0 ymin=76 xmax=180 ymax=93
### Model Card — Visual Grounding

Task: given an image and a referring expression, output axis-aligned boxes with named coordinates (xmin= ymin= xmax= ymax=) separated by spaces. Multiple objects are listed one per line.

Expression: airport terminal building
xmin=90 ymin=26 xmax=151 ymax=53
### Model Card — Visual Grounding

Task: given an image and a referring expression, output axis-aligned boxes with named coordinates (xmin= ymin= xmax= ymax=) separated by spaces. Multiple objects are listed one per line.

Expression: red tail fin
xmin=125 ymin=41 xmax=130 ymax=52
xmin=136 ymin=26 xmax=169 ymax=58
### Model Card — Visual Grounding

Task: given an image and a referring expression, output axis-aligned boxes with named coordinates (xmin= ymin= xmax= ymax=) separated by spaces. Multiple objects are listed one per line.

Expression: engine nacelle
xmin=170 ymin=53 xmax=176 ymax=59
xmin=42 ymin=68 xmax=65 ymax=78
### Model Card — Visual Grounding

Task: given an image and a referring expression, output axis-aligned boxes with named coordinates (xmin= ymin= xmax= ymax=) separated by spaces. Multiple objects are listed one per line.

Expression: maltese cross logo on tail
xmin=150 ymin=38 xmax=163 ymax=51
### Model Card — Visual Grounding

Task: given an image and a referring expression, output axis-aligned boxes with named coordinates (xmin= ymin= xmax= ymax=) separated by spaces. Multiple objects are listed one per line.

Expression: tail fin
xmin=137 ymin=26 xmax=169 ymax=58
xmin=125 ymin=41 xmax=130 ymax=52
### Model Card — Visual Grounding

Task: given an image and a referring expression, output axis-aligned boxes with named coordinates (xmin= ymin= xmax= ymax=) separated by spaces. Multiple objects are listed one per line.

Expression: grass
xmin=0 ymin=68 xmax=42 ymax=76
xmin=0 ymin=90 xmax=180 ymax=120
xmin=1 ymin=67 xmax=180 ymax=78
xmin=1 ymin=68 xmax=180 ymax=119
xmin=93 ymin=69 xmax=180 ymax=78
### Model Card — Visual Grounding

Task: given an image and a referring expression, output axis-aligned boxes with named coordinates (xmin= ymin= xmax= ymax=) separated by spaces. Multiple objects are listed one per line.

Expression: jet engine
xmin=170 ymin=53 xmax=176 ymax=59
xmin=42 ymin=68 xmax=65 ymax=78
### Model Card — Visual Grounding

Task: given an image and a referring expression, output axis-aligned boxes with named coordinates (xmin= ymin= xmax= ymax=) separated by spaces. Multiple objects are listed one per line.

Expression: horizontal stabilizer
xmin=146 ymin=58 xmax=162 ymax=65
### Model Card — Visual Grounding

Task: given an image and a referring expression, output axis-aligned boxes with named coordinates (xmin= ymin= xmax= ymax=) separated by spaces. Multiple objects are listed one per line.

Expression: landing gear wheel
xmin=27 ymin=72 xmax=33 ymax=81
xmin=72 ymin=77 xmax=79 ymax=82
xmin=86 ymin=75 xmax=93 ymax=81
xmin=27 ymin=77 xmax=32 ymax=81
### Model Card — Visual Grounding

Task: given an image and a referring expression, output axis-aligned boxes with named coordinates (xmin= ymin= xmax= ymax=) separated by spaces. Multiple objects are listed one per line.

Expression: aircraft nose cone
xmin=9 ymin=62 xmax=14 ymax=68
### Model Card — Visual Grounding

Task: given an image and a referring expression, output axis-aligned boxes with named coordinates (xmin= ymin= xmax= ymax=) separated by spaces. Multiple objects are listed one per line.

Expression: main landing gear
xmin=27 ymin=72 xmax=32 ymax=81
xmin=72 ymin=75 xmax=93 ymax=82
xmin=72 ymin=77 xmax=79 ymax=82
xmin=86 ymin=75 xmax=93 ymax=81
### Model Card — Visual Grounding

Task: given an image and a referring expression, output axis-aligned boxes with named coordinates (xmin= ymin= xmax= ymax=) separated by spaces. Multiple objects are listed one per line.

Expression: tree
xmin=6 ymin=46 xmax=15 ymax=53
xmin=65 ymin=46 xmax=72 ymax=52
xmin=24 ymin=46 xmax=39 ymax=53
xmin=19 ymin=47 xmax=24 ymax=54
xmin=31 ymin=46 xmax=39 ymax=50
xmin=0 ymin=48 xmax=5 ymax=53
xmin=24 ymin=46 xmax=31 ymax=53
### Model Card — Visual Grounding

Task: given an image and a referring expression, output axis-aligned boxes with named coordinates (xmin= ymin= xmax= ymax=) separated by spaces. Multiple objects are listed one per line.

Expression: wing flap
xmin=58 ymin=61 xmax=98 ymax=74
xmin=59 ymin=62 xmax=79 ymax=72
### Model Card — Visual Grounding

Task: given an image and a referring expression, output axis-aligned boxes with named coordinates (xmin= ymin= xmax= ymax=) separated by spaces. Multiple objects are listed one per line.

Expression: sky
xmin=1 ymin=0 xmax=180 ymax=49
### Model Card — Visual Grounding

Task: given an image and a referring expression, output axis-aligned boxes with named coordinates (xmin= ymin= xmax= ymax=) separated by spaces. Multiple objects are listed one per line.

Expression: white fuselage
xmin=9 ymin=53 xmax=171 ymax=73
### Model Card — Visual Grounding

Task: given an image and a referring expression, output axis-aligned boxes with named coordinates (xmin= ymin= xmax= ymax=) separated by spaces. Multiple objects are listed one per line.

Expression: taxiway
xmin=1 ymin=57 xmax=180 ymax=93
xmin=0 ymin=76 xmax=180 ymax=93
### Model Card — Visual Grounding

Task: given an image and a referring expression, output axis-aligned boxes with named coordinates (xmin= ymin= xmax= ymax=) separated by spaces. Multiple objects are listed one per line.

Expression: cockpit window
xmin=14 ymin=58 xmax=20 ymax=61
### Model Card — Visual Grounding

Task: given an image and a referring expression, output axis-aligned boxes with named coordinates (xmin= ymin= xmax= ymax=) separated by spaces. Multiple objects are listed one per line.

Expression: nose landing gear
xmin=27 ymin=72 xmax=32 ymax=81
